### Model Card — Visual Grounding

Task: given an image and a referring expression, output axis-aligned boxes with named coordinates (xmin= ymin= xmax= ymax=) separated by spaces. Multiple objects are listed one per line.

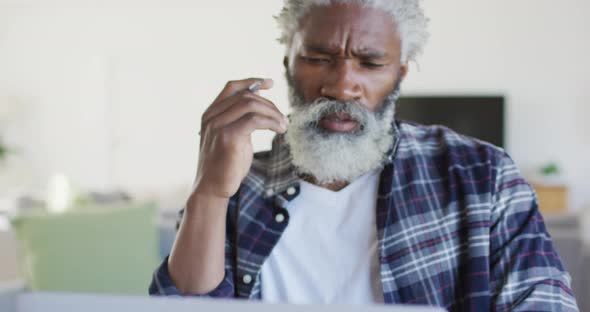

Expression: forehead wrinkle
xmin=324 ymin=24 xmax=351 ymax=56
xmin=303 ymin=20 xmax=393 ymax=59
xmin=305 ymin=34 xmax=387 ymax=59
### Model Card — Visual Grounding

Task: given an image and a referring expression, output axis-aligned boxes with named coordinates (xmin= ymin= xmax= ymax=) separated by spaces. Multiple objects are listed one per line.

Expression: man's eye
xmin=302 ymin=57 xmax=330 ymax=64
xmin=362 ymin=62 xmax=385 ymax=69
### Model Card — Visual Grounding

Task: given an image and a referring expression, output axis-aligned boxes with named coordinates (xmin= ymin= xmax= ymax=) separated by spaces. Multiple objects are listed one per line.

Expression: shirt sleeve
xmin=148 ymin=255 xmax=235 ymax=297
xmin=148 ymin=207 xmax=236 ymax=298
xmin=489 ymin=153 xmax=579 ymax=311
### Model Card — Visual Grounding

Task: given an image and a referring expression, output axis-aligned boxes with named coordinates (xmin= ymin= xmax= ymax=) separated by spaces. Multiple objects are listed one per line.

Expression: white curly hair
xmin=276 ymin=0 xmax=429 ymax=64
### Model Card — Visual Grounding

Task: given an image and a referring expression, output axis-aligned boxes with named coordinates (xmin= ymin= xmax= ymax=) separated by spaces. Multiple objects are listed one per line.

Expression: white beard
xmin=285 ymin=89 xmax=399 ymax=185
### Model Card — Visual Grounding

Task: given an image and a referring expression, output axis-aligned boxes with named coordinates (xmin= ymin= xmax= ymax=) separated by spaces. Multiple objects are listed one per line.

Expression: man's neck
xmin=300 ymin=174 xmax=350 ymax=192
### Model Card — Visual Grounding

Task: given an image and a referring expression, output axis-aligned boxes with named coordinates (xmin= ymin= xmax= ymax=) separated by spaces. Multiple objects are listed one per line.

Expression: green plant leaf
xmin=0 ymin=142 xmax=6 ymax=160
xmin=540 ymin=163 xmax=560 ymax=176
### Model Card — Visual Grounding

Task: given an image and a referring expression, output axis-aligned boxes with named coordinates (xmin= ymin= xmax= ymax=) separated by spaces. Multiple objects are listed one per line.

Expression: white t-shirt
xmin=260 ymin=169 xmax=383 ymax=304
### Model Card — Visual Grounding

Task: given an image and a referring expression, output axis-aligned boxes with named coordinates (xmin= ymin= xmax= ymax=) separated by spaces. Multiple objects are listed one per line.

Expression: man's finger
xmin=202 ymin=91 xmax=284 ymax=125
xmin=206 ymin=99 xmax=286 ymax=131
xmin=225 ymin=113 xmax=287 ymax=137
xmin=213 ymin=78 xmax=273 ymax=103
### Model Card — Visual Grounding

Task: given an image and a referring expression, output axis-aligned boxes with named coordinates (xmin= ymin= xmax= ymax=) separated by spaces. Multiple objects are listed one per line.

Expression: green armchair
xmin=10 ymin=203 xmax=160 ymax=295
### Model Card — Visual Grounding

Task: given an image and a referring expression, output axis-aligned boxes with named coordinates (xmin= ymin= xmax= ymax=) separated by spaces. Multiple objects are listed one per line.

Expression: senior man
xmin=149 ymin=1 xmax=579 ymax=311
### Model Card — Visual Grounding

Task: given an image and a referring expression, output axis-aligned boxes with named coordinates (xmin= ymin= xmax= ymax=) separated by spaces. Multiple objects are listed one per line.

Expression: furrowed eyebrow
xmin=303 ymin=43 xmax=339 ymax=55
xmin=354 ymin=48 xmax=388 ymax=59
xmin=303 ymin=43 xmax=388 ymax=59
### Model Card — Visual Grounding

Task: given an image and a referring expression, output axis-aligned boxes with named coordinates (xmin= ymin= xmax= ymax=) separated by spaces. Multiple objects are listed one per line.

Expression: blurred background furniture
xmin=0 ymin=283 xmax=19 ymax=312
xmin=0 ymin=216 xmax=22 ymax=285
xmin=158 ymin=209 xmax=178 ymax=261
xmin=10 ymin=203 xmax=160 ymax=295
xmin=0 ymin=215 xmax=24 ymax=312
xmin=544 ymin=212 xmax=589 ymax=311
xmin=534 ymin=184 xmax=569 ymax=215
xmin=397 ymin=96 xmax=505 ymax=148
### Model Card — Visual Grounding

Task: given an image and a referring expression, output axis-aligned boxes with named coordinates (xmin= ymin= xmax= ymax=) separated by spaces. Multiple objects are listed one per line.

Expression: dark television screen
xmin=396 ymin=96 xmax=505 ymax=148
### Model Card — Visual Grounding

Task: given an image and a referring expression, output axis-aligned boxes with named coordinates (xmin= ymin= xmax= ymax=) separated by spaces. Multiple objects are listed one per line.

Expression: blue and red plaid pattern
xmin=150 ymin=121 xmax=578 ymax=311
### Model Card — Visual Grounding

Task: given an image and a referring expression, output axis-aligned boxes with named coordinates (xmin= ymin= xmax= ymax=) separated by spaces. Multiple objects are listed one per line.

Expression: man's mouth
xmin=318 ymin=112 xmax=360 ymax=133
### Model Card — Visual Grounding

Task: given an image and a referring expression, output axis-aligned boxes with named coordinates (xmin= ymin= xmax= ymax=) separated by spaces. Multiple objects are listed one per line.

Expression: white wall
xmin=0 ymin=0 xmax=589 ymax=211
xmin=404 ymin=0 xmax=590 ymax=211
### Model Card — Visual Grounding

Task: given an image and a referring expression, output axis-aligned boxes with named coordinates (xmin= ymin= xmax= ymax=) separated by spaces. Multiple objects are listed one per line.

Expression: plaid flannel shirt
xmin=150 ymin=121 xmax=578 ymax=311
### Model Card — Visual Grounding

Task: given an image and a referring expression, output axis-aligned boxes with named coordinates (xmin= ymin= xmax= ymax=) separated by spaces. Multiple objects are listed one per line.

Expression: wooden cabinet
xmin=532 ymin=184 xmax=568 ymax=215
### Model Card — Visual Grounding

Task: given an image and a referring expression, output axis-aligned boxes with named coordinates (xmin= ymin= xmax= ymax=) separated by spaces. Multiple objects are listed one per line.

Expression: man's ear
xmin=400 ymin=63 xmax=409 ymax=80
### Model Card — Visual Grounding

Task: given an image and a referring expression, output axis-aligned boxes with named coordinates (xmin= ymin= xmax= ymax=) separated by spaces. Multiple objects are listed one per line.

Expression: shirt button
xmin=275 ymin=213 xmax=285 ymax=223
xmin=242 ymin=274 xmax=252 ymax=285
xmin=265 ymin=188 xmax=274 ymax=197
xmin=286 ymin=187 xmax=296 ymax=196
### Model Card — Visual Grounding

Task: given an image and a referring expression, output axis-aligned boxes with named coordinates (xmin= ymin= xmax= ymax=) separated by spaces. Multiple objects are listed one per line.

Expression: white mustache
xmin=292 ymin=98 xmax=373 ymax=134
xmin=285 ymin=90 xmax=398 ymax=185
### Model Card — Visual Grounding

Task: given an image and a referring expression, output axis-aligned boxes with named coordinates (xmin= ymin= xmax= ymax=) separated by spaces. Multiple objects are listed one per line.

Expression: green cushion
xmin=10 ymin=203 xmax=159 ymax=295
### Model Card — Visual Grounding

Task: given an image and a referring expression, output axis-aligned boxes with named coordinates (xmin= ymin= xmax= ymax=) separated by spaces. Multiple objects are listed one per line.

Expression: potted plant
xmin=0 ymin=136 xmax=7 ymax=163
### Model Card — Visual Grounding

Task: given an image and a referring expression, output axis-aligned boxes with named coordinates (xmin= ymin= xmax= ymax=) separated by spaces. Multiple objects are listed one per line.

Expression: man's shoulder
xmin=397 ymin=120 xmax=507 ymax=166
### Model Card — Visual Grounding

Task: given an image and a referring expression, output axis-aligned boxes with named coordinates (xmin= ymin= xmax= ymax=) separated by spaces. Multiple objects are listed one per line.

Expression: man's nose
xmin=320 ymin=60 xmax=363 ymax=102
